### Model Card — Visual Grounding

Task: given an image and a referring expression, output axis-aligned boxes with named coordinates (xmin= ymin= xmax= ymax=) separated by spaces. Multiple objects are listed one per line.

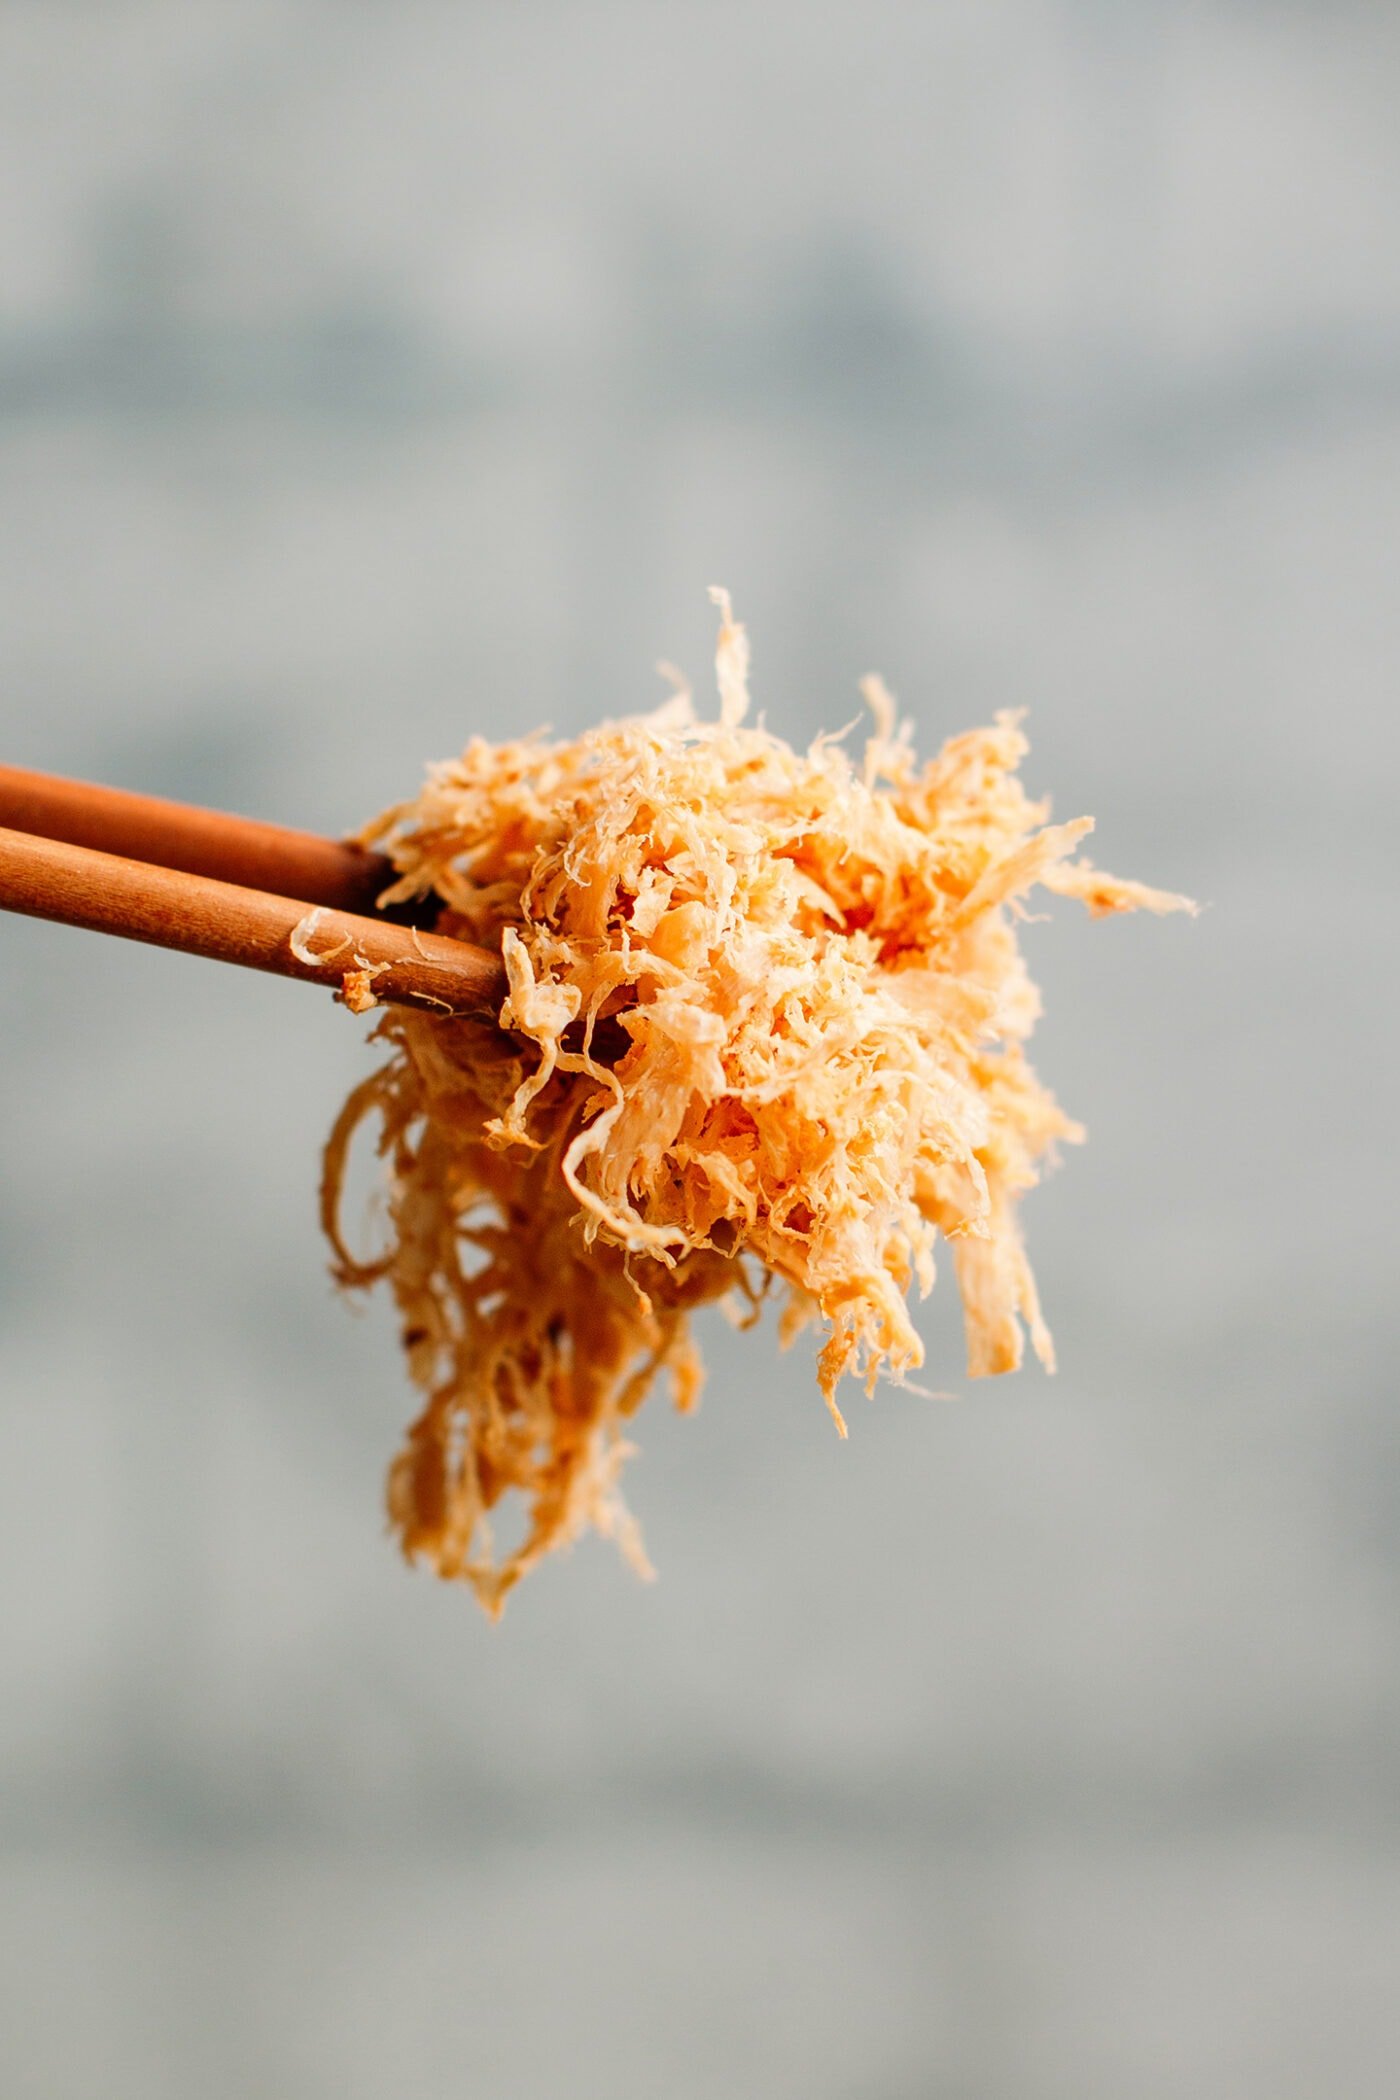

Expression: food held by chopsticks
xmin=323 ymin=592 xmax=1194 ymax=1614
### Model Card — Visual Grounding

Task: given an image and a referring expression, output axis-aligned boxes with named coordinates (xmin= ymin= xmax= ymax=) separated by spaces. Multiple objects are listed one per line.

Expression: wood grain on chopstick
xmin=0 ymin=763 xmax=404 ymax=918
xmin=0 ymin=825 xmax=503 ymax=1016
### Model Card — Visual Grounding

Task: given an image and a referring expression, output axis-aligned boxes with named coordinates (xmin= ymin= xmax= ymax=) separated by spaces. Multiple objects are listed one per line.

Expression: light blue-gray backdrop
xmin=2 ymin=5 xmax=1396 ymax=2096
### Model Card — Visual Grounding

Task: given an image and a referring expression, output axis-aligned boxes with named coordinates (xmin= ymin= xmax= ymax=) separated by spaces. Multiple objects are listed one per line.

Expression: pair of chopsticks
xmin=0 ymin=765 xmax=504 ymax=1016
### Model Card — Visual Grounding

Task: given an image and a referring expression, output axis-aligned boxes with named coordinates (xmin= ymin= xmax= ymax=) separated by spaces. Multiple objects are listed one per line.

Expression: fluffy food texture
xmin=322 ymin=593 xmax=1192 ymax=1614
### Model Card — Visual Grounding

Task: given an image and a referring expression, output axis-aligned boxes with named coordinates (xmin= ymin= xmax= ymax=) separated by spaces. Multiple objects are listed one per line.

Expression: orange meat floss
xmin=322 ymin=593 xmax=1193 ymax=1613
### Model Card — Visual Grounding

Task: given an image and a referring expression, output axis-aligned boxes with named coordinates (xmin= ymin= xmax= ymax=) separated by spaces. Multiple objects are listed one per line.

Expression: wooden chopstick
xmin=0 ymin=762 xmax=402 ymax=916
xmin=0 ymin=783 xmax=505 ymax=1018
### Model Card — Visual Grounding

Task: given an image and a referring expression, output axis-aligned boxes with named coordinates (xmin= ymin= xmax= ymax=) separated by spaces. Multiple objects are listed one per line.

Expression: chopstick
xmin=0 ymin=771 xmax=505 ymax=1018
xmin=0 ymin=763 xmax=399 ymax=915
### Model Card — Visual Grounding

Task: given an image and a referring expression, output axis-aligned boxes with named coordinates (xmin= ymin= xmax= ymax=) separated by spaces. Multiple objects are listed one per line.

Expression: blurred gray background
xmin=1 ymin=4 xmax=1396 ymax=2096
